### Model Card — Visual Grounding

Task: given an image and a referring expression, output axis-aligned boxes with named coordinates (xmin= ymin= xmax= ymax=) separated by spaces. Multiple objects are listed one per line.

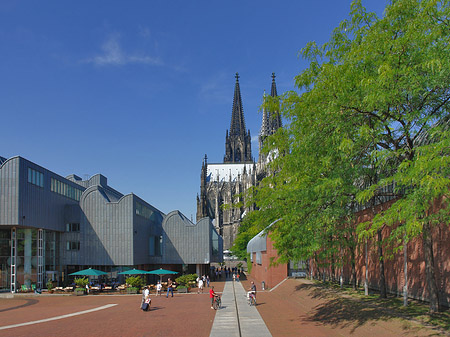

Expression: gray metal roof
xmin=247 ymin=219 xmax=281 ymax=253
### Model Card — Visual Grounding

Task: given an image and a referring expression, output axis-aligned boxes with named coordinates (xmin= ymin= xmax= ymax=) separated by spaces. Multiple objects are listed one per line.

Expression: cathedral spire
xmin=269 ymin=73 xmax=282 ymax=133
xmin=224 ymin=73 xmax=252 ymax=163
xmin=259 ymin=73 xmax=282 ymax=164
xmin=230 ymin=73 xmax=246 ymax=136
xmin=260 ymin=90 xmax=269 ymax=137
xmin=270 ymin=72 xmax=278 ymax=97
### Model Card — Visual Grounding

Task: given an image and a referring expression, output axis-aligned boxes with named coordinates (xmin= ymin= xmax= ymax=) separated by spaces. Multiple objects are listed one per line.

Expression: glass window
xmin=50 ymin=178 xmax=82 ymax=201
xmin=256 ymin=252 xmax=262 ymax=265
xmin=212 ymin=230 xmax=219 ymax=256
xmin=149 ymin=236 xmax=155 ymax=256
xmin=28 ymin=167 xmax=44 ymax=188
xmin=67 ymin=241 xmax=80 ymax=251
xmin=66 ymin=223 xmax=80 ymax=232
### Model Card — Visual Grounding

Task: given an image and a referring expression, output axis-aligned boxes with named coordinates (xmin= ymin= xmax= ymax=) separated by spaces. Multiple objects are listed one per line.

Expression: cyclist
xmin=247 ymin=281 xmax=257 ymax=302
xmin=209 ymin=286 xmax=220 ymax=309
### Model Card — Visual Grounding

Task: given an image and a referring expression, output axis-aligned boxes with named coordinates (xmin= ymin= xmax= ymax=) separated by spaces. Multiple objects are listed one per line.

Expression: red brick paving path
xmin=1 ymin=278 xmax=444 ymax=337
xmin=242 ymin=276 xmax=443 ymax=337
xmin=0 ymin=281 xmax=224 ymax=337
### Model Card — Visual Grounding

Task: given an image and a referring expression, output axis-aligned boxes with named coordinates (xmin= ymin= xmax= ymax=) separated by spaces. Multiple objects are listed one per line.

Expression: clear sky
xmin=1 ymin=0 xmax=387 ymax=220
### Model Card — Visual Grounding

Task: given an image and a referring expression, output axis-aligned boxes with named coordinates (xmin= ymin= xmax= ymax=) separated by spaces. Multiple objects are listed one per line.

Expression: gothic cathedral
xmin=196 ymin=73 xmax=282 ymax=250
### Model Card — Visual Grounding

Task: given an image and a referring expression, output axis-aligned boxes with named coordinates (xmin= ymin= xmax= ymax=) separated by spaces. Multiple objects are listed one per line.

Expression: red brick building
xmin=247 ymin=207 xmax=450 ymax=307
xmin=247 ymin=220 xmax=289 ymax=290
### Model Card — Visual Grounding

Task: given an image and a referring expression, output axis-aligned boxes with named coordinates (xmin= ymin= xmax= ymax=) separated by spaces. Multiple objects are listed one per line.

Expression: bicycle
xmin=247 ymin=293 xmax=256 ymax=306
xmin=213 ymin=295 xmax=221 ymax=310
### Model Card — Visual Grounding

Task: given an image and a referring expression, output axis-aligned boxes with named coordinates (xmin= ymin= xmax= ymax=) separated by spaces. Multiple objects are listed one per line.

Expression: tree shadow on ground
xmin=0 ymin=298 xmax=39 ymax=313
xmin=294 ymin=283 xmax=442 ymax=336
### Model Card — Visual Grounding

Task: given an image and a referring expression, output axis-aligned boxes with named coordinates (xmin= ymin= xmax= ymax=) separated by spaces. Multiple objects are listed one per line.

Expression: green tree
xmin=236 ymin=0 xmax=450 ymax=312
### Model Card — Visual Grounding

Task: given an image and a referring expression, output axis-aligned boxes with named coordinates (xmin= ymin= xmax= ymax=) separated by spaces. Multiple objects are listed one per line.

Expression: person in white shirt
xmin=141 ymin=286 xmax=150 ymax=309
xmin=156 ymin=281 xmax=162 ymax=296
xmin=198 ymin=277 xmax=204 ymax=293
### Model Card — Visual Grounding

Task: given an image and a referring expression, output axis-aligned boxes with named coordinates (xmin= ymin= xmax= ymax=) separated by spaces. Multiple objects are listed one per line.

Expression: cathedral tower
xmin=197 ymin=73 xmax=281 ymax=250
xmin=224 ymin=73 xmax=253 ymax=163
xmin=259 ymin=73 xmax=282 ymax=164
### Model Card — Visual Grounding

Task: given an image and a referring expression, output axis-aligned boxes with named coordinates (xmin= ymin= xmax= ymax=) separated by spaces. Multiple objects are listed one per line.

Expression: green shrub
xmin=75 ymin=277 xmax=89 ymax=288
xmin=126 ymin=276 xmax=144 ymax=288
xmin=175 ymin=274 xmax=198 ymax=286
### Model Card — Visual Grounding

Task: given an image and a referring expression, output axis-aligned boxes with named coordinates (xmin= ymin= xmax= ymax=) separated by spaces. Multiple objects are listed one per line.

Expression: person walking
xmin=198 ymin=277 xmax=204 ymax=294
xmin=166 ymin=278 xmax=174 ymax=298
xmin=156 ymin=281 xmax=162 ymax=296
xmin=141 ymin=286 xmax=149 ymax=309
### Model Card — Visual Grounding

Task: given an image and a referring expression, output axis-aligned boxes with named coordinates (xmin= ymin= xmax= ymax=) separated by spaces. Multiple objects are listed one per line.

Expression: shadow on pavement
xmin=0 ymin=298 xmax=39 ymax=313
xmin=295 ymin=283 xmax=437 ymax=336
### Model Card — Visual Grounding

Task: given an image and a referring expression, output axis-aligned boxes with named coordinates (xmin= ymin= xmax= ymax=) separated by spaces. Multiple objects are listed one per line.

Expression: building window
xmin=51 ymin=178 xmax=83 ymax=201
xmin=67 ymin=241 xmax=80 ymax=250
xmin=256 ymin=252 xmax=262 ymax=265
xmin=149 ymin=235 xmax=162 ymax=256
xmin=66 ymin=223 xmax=80 ymax=232
xmin=211 ymin=230 xmax=219 ymax=256
xmin=66 ymin=241 xmax=80 ymax=251
xmin=28 ymin=167 xmax=44 ymax=188
xmin=136 ymin=202 xmax=153 ymax=220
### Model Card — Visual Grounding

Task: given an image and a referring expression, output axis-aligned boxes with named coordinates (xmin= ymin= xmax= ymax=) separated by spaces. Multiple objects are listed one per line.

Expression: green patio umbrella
xmin=118 ymin=268 xmax=149 ymax=275
xmin=69 ymin=268 xmax=108 ymax=276
xmin=147 ymin=268 xmax=178 ymax=283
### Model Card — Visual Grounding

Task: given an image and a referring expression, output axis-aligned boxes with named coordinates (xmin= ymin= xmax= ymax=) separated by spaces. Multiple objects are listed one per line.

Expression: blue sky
xmin=1 ymin=0 xmax=387 ymax=220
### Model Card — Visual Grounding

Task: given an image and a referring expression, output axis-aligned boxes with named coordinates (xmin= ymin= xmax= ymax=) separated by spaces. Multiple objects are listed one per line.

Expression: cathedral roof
xmin=206 ymin=163 xmax=254 ymax=183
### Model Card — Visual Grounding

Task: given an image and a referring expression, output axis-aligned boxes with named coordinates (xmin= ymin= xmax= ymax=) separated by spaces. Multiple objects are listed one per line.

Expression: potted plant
xmin=175 ymin=274 xmax=198 ymax=293
xmin=74 ymin=277 xmax=89 ymax=295
xmin=126 ymin=276 xmax=143 ymax=294
xmin=46 ymin=280 xmax=54 ymax=294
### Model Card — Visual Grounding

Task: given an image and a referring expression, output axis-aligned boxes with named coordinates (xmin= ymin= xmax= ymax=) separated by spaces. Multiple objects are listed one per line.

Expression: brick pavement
xmin=1 ymin=277 xmax=445 ymax=337
xmin=242 ymin=276 xmax=443 ymax=337
xmin=0 ymin=281 xmax=225 ymax=337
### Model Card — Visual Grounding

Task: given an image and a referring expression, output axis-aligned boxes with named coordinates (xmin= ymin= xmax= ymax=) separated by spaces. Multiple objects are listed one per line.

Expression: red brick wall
xmin=312 ymin=202 xmax=450 ymax=307
xmin=248 ymin=198 xmax=449 ymax=306
xmin=249 ymin=235 xmax=288 ymax=289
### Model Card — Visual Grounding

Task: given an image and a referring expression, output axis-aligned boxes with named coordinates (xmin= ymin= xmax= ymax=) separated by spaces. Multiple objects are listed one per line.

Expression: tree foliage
xmin=235 ymin=0 xmax=450 ymax=312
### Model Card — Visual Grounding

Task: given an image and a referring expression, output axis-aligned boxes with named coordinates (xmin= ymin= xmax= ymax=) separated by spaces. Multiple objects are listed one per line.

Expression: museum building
xmin=0 ymin=155 xmax=222 ymax=292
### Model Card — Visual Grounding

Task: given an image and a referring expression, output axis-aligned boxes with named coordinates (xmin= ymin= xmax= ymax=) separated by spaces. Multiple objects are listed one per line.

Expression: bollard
xmin=262 ymin=281 xmax=265 ymax=290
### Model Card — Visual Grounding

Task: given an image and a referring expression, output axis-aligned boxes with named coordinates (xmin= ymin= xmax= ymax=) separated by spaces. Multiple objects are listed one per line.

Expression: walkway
xmin=209 ymin=280 xmax=272 ymax=337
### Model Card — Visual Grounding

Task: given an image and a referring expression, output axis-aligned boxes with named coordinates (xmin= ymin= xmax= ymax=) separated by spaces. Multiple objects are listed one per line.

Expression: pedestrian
xmin=166 ymin=278 xmax=174 ymax=297
xmin=206 ymin=275 xmax=210 ymax=287
xmin=233 ymin=272 xmax=236 ymax=282
xmin=236 ymin=273 xmax=240 ymax=282
xmin=156 ymin=281 xmax=162 ymax=296
xmin=198 ymin=277 xmax=204 ymax=293
xmin=209 ymin=286 xmax=219 ymax=309
xmin=141 ymin=286 xmax=149 ymax=309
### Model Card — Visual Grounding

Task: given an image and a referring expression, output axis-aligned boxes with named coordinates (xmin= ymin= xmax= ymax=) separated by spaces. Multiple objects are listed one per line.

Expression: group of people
xmin=211 ymin=266 xmax=243 ymax=281
xmin=196 ymin=275 xmax=210 ymax=293
xmin=139 ymin=268 xmax=252 ymax=312
xmin=140 ymin=278 xmax=176 ymax=311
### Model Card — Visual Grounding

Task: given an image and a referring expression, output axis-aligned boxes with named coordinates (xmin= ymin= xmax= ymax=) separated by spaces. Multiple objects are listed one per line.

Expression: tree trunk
xmin=350 ymin=246 xmax=357 ymax=290
xmin=423 ymin=222 xmax=440 ymax=313
xmin=377 ymin=229 xmax=387 ymax=298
